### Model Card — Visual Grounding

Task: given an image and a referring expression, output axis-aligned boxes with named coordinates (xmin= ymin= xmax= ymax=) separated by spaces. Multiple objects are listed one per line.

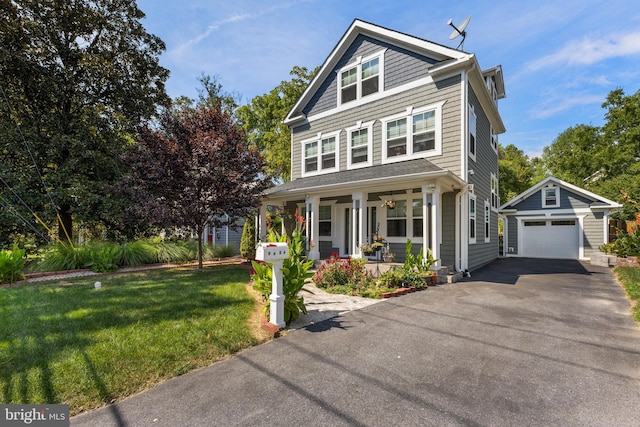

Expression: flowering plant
xmin=382 ymin=200 xmax=396 ymax=209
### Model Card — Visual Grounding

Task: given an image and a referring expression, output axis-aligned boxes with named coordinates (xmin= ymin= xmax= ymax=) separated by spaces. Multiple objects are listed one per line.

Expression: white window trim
xmin=484 ymin=200 xmax=490 ymax=243
xmin=300 ymin=130 xmax=341 ymax=177
xmin=337 ymin=49 xmax=386 ymax=105
xmin=469 ymin=104 xmax=477 ymax=162
xmin=469 ymin=193 xmax=477 ymax=244
xmin=381 ymin=101 xmax=445 ymax=164
xmin=490 ymin=126 xmax=498 ymax=153
xmin=346 ymin=120 xmax=375 ymax=169
xmin=318 ymin=203 xmax=334 ymax=240
xmin=490 ymin=173 xmax=499 ymax=212
xmin=542 ymin=185 xmax=560 ymax=208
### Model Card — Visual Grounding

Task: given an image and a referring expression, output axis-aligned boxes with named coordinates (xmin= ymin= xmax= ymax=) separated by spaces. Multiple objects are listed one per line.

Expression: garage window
xmin=552 ymin=220 xmax=575 ymax=226
xmin=524 ymin=221 xmax=546 ymax=226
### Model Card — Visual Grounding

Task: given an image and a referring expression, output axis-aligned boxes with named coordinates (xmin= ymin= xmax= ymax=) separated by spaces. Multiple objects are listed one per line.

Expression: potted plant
xmin=360 ymin=243 xmax=374 ymax=256
xmin=382 ymin=200 xmax=396 ymax=209
xmin=371 ymin=241 xmax=384 ymax=252
xmin=382 ymin=252 xmax=396 ymax=263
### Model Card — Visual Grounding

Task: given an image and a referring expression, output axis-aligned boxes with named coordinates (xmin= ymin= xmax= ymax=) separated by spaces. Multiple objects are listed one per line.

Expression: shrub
xmin=240 ymin=218 xmax=256 ymax=260
xmin=154 ymin=240 xmax=191 ymax=263
xmin=37 ymin=244 xmax=93 ymax=272
xmin=608 ymin=229 xmax=640 ymax=257
xmin=313 ymin=254 xmax=374 ymax=292
xmin=116 ymin=240 xmax=157 ymax=266
xmin=0 ymin=245 xmax=26 ymax=284
xmin=213 ymin=244 xmax=235 ymax=258
xmin=90 ymin=245 xmax=119 ymax=273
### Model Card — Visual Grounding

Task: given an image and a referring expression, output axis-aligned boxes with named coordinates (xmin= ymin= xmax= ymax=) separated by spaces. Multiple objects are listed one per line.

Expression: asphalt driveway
xmin=72 ymin=258 xmax=640 ymax=426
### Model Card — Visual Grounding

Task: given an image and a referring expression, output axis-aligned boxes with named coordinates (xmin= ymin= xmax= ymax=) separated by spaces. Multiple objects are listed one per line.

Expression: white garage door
xmin=522 ymin=219 xmax=579 ymax=259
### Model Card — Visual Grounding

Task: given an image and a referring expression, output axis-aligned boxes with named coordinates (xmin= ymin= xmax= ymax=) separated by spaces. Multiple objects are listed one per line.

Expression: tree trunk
xmin=57 ymin=204 xmax=73 ymax=243
xmin=197 ymin=224 xmax=204 ymax=270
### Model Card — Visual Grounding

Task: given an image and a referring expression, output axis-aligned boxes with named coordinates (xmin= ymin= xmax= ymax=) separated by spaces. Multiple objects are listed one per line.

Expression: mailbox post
xmin=255 ymin=242 xmax=289 ymax=328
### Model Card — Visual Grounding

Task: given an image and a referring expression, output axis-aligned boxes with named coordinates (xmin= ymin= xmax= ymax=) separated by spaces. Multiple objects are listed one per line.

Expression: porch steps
xmin=437 ymin=265 xmax=463 ymax=284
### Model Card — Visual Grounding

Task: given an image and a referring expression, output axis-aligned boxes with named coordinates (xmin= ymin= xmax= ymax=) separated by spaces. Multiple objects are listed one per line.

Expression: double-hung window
xmin=386 ymin=200 xmax=407 ymax=237
xmin=491 ymin=174 xmax=499 ymax=210
xmin=469 ymin=104 xmax=476 ymax=160
xmin=484 ymin=201 xmax=490 ymax=243
xmin=338 ymin=51 xmax=384 ymax=105
xmin=412 ymin=199 xmax=423 ymax=237
xmin=542 ymin=186 xmax=559 ymax=207
xmin=318 ymin=205 xmax=332 ymax=236
xmin=346 ymin=121 xmax=374 ymax=168
xmin=302 ymin=132 xmax=339 ymax=176
xmin=469 ymin=194 xmax=476 ymax=244
xmin=382 ymin=103 xmax=443 ymax=163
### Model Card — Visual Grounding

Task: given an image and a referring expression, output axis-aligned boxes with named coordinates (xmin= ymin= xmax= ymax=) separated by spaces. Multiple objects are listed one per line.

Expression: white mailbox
xmin=255 ymin=242 xmax=289 ymax=261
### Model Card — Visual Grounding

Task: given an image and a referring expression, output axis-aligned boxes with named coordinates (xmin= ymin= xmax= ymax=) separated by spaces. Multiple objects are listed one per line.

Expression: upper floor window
xmin=484 ymin=200 xmax=490 ymax=243
xmin=490 ymin=126 xmax=498 ymax=152
xmin=382 ymin=103 xmax=443 ymax=163
xmin=491 ymin=174 xmax=499 ymax=210
xmin=338 ymin=51 xmax=385 ymax=105
xmin=469 ymin=104 xmax=476 ymax=160
xmin=542 ymin=186 xmax=559 ymax=208
xmin=302 ymin=131 xmax=339 ymax=176
xmin=346 ymin=120 xmax=374 ymax=169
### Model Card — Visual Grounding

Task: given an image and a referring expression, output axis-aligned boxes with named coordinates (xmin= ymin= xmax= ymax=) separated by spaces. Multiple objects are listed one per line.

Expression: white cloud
xmin=530 ymin=93 xmax=604 ymax=119
xmin=526 ymin=31 xmax=640 ymax=72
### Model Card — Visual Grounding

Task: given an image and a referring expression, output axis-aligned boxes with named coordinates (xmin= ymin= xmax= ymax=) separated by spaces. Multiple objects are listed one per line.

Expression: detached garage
xmin=500 ymin=177 xmax=621 ymax=261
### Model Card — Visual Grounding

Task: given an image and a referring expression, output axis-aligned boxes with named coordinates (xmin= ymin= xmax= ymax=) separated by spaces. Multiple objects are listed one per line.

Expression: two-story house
xmin=258 ymin=19 xmax=506 ymax=272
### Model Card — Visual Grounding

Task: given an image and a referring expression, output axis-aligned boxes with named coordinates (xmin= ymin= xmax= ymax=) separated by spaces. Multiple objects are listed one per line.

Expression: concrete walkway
xmin=71 ymin=258 xmax=640 ymax=426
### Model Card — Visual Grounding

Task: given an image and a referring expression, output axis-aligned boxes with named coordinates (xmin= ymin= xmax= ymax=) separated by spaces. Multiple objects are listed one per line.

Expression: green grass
xmin=0 ymin=265 xmax=264 ymax=415
xmin=615 ymin=266 xmax=640 ymax=322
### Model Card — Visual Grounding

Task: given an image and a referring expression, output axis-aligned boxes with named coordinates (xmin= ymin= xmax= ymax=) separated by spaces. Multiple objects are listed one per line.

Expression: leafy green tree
xmin=240 ymin=217 xmax=257 ymax=261
xmin=498 ymin=144 xmax=537 ymax=202
xmin=124 ymin=104 xmax=271 ymax=269
xmin=542 ymin=124 xmax=606 ymax=187
xmin=238 ymin=66 xmax=318 ymax=182
xmin=0 ymin=0 xmax=169 ymax=242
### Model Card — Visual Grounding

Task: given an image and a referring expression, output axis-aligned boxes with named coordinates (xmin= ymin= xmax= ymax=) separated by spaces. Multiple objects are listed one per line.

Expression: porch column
xmin=352 ymin=192 xmax=365 ymax=257
xmin=306 ymin=195 xmax=320 ymax=260
xmin=258 ymin=203 xmax=268 ymax=241
xmin=430 ymin=184 xmax=442 ymax=269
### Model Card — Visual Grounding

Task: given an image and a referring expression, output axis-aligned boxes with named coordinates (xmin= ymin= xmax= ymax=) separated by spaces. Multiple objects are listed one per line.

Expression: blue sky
xmin=136 ymin=0 xmax=640 ymax=158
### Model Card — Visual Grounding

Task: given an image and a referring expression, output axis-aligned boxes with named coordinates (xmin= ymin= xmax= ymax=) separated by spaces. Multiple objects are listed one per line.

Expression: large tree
xmin=238 ymin=66 xmax=318 ymax=182
xmin=125 ymin=104 xmax=271 ymax=269
xmin=498 ymin=144 xmax=537 ymax=203
xmin=0 ymin=0 xmax=169 ymax=243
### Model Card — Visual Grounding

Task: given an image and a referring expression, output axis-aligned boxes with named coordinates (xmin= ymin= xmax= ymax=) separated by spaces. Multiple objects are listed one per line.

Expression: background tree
xmin=498 ymin=144 xmax=537 ymax=203
xmin=541 ymin=124 xmax=606 ymax=187
xmin=238 ymin=66 xmax=318 ymax=182
xmin=0 ymin=0 xmax=169 ymax=243
xmin=125 ymin=104 xmax=271 ymax=269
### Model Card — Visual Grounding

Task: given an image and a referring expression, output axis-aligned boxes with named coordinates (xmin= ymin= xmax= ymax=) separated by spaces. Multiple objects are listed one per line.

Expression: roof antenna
xmin=447 ymin=15 xmax=471 ymax=50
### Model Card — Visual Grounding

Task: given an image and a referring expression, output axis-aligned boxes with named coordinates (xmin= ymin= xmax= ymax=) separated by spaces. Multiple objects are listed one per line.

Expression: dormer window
xmin=338 ymin=51 xmax=384 ymax=105
xmin=542 ymin=186 xmax=559 ymax=208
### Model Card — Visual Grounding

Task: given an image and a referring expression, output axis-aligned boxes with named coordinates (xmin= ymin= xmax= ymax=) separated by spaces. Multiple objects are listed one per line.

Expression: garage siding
xmin=583 ymin=212 xmax=604 ymax=259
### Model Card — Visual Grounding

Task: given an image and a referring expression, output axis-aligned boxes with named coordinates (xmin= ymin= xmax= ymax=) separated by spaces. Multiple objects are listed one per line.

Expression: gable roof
xmin=499 ymin=176 xmax=622 ymax=211
xmin=284 ymin=19 xmax=505 ymax=133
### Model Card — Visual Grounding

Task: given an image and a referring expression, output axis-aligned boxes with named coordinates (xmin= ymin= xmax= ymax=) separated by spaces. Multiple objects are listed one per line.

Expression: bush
xmin=240 ymin=218 xmax=256 ymax=260
xmin=0 ymin=245 xmax=26 ymax=284
xmin=607 ymin=229 xmax=640 ymax=257
xmin=313 ymin=255 xmax=374 ymax=291
xmin=154 ymin=240 xmax=191 ymax=263
xmin=213 ymin=245 xmax=235 ymax=258
xmin=37 ymin=244 xmax=93 ymax=272
xmin=116 ymin=240 xmax=157 ymax=266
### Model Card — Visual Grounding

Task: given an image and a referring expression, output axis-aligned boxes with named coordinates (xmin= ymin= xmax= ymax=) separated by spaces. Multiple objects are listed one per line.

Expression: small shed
xmin=500 ymin=177 xmax=621 ymax=260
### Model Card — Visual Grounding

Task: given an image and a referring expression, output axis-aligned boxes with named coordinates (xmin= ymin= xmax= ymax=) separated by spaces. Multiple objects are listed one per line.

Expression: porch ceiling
xmin=264 ymin=158 xmax=465 ymax=200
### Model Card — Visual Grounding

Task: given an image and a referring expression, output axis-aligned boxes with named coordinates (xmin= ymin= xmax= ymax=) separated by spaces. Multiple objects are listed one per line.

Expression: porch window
xmin=318 ymin=205 xmax=332 ymax=236
xmin=469 ymin=194 xmax=476 ymax=244
xmin=412 ymin=199 xmax=423 ymax=237
xmin=387 ymin=200 xmax=407 ymax=237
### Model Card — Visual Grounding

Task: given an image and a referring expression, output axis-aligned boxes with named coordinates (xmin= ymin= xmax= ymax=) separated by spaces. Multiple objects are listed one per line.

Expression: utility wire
xmin=0 ymin=195 xmax=50 ymax=241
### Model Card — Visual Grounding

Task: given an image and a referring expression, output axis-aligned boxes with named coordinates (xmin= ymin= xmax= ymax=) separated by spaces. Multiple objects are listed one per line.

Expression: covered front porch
xmin=259 ymin=160 xmax=469 ymax=271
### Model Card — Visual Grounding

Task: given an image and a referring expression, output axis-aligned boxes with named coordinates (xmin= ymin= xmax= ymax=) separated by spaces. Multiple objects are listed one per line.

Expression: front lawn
xmin=0 ymin=265 xmax=266 ymax=415
xmin=615 ymin=266 xmax=640 ymax=322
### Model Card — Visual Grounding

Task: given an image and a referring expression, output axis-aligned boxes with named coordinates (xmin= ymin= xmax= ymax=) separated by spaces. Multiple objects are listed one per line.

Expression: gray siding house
xmin=259 ymin=19 xmax=506 ymax=272
xmin=500 ymin=177 xmax=621 ymax=260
